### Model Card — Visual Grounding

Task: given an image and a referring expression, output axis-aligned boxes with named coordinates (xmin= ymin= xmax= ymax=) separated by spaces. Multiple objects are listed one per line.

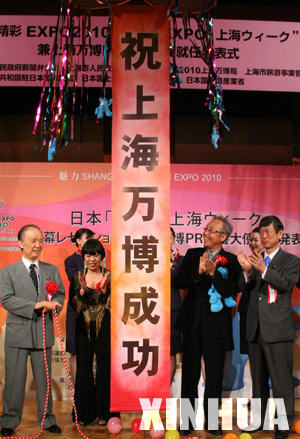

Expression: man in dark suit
xmin=176 ymin=216 xmax=241 ymax=436
xmin=238 ymin=227 xmax=264 ymax=355
xmin=0 ymin=224 xmax=65 ymax=436
xmin=238 ymin=215 xmax=300 ymax=439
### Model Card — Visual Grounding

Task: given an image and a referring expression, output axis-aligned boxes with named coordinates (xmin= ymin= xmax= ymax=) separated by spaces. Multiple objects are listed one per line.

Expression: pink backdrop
xmin=0 ymin=16 xmax=299 ymax=90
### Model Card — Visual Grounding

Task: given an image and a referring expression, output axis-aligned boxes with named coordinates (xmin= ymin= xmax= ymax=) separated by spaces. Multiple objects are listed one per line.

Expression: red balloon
xmin=131 ymin=417 xmax=142 ymax=433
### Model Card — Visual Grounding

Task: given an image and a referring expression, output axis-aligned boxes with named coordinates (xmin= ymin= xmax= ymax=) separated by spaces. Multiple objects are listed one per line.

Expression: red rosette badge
xmin=45 ymin=280 xmax=58 ymax=300
xmin=215 ymin=255 xmax=228 ymax=266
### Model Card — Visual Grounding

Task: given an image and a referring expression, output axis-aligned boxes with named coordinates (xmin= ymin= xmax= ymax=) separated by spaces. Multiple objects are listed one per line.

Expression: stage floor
xmin=1 ymin=399 xmax=300 ymax=438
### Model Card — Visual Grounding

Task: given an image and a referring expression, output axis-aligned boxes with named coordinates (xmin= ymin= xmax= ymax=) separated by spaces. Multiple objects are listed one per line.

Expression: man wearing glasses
xmin=176 ymin=216 xmax=241 ymax=436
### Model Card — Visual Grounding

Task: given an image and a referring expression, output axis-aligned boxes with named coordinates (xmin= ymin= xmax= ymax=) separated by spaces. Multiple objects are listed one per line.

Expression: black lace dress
xmin=70 ymin=269 xmax=118 ymax=424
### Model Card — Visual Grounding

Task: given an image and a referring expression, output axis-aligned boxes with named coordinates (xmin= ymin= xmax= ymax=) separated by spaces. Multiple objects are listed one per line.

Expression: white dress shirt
xmin=261 ymin=246 xmax=280 ymax=279
xmin=22 ymin=256 xmax=40 ymax=291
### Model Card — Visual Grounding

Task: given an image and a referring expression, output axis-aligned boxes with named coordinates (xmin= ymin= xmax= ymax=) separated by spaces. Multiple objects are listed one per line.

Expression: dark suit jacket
xmin=239 ymin=248 xmax=300 ymax=343
xmin=238 ymin=284 xmax=251 ymax=314
xmin=175 ymin=247 xmax=241 ymax=339
xmin=64 ymin=252 xmax=83 ymax=282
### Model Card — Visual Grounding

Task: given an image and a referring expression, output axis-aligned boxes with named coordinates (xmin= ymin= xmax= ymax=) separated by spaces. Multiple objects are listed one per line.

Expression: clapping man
xmin=238 ymin=227 xmax=264 ymax=356
xmin=176 ymin=216 xmax=241 ymax=436
xmin=238 ymin=216 xmax=300 ymax=439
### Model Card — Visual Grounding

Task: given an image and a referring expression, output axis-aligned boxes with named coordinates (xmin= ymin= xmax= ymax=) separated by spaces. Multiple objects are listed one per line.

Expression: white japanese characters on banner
xmin=0 ymin=16 xmax=299 ymax=91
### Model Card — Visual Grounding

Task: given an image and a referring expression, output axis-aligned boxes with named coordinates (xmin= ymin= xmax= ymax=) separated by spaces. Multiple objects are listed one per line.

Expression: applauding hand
xmin=204 ymin=258 xmax=217 ymax=276
xmin=199 ymin=252 xmax=208 ymax=274
xmin=98 ymin=271 xmax=110 ymax=293
xmin=237 ymin=251 xmax=252 ymax=275
xmin=78 ymin=269 xmax=88 ymax=296
xmin=249 ymin=250 xmax=265 ymax=273
xmin=199 ymin=252 xmax=217 ymax=276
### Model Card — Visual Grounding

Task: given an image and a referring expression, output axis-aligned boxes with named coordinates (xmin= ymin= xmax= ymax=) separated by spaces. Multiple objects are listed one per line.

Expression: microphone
xmin=83 ymin=265 xmax=88 ymax=277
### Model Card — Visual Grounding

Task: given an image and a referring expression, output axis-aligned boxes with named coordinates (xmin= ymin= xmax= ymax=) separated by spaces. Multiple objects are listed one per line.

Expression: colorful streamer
xmin=32 ymin=1 xmax=112 ymax=160
xmin=184 ymin=14 xmax=229 ymax=148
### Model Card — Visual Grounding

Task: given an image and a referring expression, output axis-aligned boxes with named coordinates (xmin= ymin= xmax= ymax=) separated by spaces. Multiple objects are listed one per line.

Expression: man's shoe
xmin=275 ymin=429 xmax=289 ymax=439
xmin=178 ymin=429 xmax=192 ymax=437
xmin=44 ymin=424 xmax=62 ymax=434
xmin=0 ymin=427 xmax=14 ymax=437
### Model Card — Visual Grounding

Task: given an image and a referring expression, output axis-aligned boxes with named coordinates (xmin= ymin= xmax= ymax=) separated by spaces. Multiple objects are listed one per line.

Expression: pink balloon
xmin=150 ymin=426 xmax=165 ymax=438
xmin=107 ymin=417 xmax=122 ymax=434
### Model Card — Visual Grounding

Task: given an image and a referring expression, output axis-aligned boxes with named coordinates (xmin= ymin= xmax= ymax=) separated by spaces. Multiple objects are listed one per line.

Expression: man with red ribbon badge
xmin=176 ymin=216 xmax=241 ymax=436
xmin=0 ymin=224 xmax=65 ymax=436
xmin=238 ymin=215 xmax=300 ymax=439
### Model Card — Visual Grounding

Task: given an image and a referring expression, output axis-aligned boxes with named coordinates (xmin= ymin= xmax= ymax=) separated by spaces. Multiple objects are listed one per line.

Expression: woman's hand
xmin=98 ymin=271 xmax=110 ymax=293
xmin=78 ymin=270 xmax=87 ymax=296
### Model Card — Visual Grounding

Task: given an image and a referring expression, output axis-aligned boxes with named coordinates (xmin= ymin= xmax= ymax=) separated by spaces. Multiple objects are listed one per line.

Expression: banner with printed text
xmin=0 ymin=15 xmax=299 ymax=91
xmin=111 ymin=6 xmax=170 ymax=411
xmin=0 ymin=163 xmax=299 ymax=403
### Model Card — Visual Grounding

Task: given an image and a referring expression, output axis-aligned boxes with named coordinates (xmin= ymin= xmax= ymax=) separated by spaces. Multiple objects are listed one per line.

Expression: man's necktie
xmin=264 ymin=255 xmax=271 ymax=267
xmin=264 ymin=255 xmax=277 ymax=303
xmin=29 ymin=264 xmax=38 ymax=293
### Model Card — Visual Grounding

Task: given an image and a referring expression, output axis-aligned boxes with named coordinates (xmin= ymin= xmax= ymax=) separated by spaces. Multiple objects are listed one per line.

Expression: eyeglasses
xmin=259 ymin=228 xmax=275 ymax=237
xmin=203 ymin=227 xmax=224 ymax=234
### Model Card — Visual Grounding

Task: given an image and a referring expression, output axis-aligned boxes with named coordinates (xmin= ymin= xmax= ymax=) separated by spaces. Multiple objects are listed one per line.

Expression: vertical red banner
xmin=111 ymin=6 xmax=170 ymax=411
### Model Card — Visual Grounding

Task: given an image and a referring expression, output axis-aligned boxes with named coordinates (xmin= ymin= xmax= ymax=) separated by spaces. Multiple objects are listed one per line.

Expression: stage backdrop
xmin=0 ymin=163 xmax=299 ymax=404
xmin=0 ymin=15 xmax=299 ymax=91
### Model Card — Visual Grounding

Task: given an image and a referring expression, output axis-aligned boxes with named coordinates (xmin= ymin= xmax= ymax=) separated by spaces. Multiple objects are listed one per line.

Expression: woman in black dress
xmin=170 ymin=227 xmax=183 ymax=383
xmin=64 ymin=228 xmax=94 ymax=384
xmin=70 ymin=239 xmax=117 ymax=425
